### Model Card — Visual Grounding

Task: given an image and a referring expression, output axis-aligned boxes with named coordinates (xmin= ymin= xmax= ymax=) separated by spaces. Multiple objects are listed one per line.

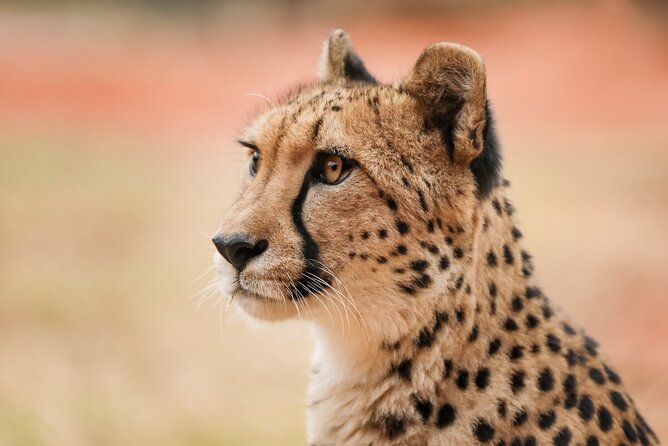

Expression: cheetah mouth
xmin=232 ymin=276 xmax=293 ymax=302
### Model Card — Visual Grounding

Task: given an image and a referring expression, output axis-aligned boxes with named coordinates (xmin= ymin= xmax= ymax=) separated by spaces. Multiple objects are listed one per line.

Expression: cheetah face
xmin=213 ymin=31 xmax=500 ymax=328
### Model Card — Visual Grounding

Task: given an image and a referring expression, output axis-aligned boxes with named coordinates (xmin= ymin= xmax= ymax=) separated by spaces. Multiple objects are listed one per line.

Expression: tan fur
xmin=213 ymin=31 xmax=659 ymax=446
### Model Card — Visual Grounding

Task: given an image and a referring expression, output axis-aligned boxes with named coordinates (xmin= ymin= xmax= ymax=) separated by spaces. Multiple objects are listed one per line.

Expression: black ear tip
xmin=471 ymin=102 xmax=502 ymax=198
xmin=343 ymin=51 xmax=377 ymax=84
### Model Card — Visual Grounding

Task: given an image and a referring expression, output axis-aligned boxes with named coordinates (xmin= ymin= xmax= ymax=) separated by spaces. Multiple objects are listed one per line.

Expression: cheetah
xmin=211 ymin=30 xmax=659 ymax=446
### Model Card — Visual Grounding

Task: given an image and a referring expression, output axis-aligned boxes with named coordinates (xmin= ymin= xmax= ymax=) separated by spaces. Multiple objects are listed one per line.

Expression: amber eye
xmin=318 ymin=154 xmax=354 ymax=185
xmin=249 ymin=150 xmax=260 ymax=176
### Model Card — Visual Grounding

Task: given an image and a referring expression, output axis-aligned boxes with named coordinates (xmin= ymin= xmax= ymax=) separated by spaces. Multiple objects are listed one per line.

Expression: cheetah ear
xmin=403 ymin=43 xmax=501 ymax=197
xmin=319 ymin=29 xmax=377 ymax=84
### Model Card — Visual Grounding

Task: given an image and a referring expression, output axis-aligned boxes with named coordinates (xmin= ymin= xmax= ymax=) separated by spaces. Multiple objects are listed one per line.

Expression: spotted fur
xmin=212 ymin=30 xmax=659 ymax=446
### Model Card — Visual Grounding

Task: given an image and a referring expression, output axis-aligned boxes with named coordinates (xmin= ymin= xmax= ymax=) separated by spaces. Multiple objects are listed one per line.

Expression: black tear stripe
xmin=290 ymin=169 xmax=330 ymax=299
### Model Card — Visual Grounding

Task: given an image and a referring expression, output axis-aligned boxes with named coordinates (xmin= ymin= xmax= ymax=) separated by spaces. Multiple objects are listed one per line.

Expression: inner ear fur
xmin=403 ymin=42 xmax=501 ymax=197
xmin=319 ymin=29 xmax=376 ymax=84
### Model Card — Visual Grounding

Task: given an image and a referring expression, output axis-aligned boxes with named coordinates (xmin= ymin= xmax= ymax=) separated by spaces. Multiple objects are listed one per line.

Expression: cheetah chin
xmin=211 ymin=30 xmax=659 ymax=446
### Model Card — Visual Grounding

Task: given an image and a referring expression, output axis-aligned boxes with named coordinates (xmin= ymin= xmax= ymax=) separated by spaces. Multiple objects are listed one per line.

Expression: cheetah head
xmin=213 ymin=30 xmax=501 ymax=339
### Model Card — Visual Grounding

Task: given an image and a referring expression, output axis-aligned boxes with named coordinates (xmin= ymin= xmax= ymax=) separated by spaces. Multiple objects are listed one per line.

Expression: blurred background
xmin=0 ymin=0 xmax=666 ymax=445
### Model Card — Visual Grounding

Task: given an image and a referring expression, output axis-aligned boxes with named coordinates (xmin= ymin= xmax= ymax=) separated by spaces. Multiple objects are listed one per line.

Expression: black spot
xmin=445 ymin=236 xmax=453 ymax=245
xmin=511 ymin=296 xmax=524 ymax=312
xmin=439 ymin=256 xmax=450 ymax=270
xmin=414 ymin=398 xmax=433 ymax=423
xmin=400 ymin=155 xmax=413 ymax=173
xmin=597 ymin=406 xmax=614 ymax=432
xmin=604 ymin=365 xmax=622 ymax=384
xmin=589 ymin=367 xmax=606 ymax=385
xmin=348 ymin=252 xmax=356 ymax=259
xmin=475 ymin=368 xmax=490 ymax=390
xmin=488 ymin=338 xmax=502 ymax=355
xmin=395 ymin=244 xmax=408 ymax=255
xmin=492 ymin=198 xmax=503 ymax=216
xmin=610 ymin=391 xmax=628 ymax=411
xmin=456 ymin=370 xmax=469 ymax=389
xmin=526 ymin=314 xmax=540 ymax=329
xmin=455 ymin=308 xmax=465 ymax=323
xmin=454 ymin=275 xmax=464 ymax=290
xmin=553 ymin=427 xmax=572 ymax=446
xmin=542 ymin=304 xmax=554 ymax=320
xmin=331 ymin=105 xmax=341 ymax=112
xmin=386 ymin=197 xmax=398 ymax=211
xmin=584 ymin=336 xmax=599 ymax=357
xmin=410 ymin=259 xmax=429 ymax=272
xmin=311 ymin=117 xmax=323 ymax=140
xmin=504 ymin=318 xmax=519 ymax=332
xmin=578 ymin=394 xmax=595 ymax=421
xmin=503 ymin=244 xmax=514 ymax=265
xmin=427 ymin=219 xmax=435 ymax=232
xmin=513 ymin=409 xmax=528 ymax=426
xmin=473 ymin=419 xmax=496 ymax=442
xmin=563 ymin=374 xmax=577 ymax=393
xmin=565 ymin=349 xmax=580 ymax=367
xmin=531 ymin=343 xmax=540 ymax=354
xmin=525 ymin=436 xmax=537 ymax=446
xmin=537 ymin=367 xmax=555 ymax=392
xmin=546 ymin=334 xmax=562 ymax=353
xmin=393 ymin=359 xmax=412 ymax=381
xmin=453 ymin=247 xmax=464 ymax=258
xmin=510 ymin=370 xmax=525 ymax=393
xmin=487 ymin=250 xmax=498 ymax=267
xmin=412 ymin=273 xmax=432 ymax=289
xmin=497 ymin=400 xmax=507 ymax=418
xmin=504 ymin=198 xmax=515 ymax=215
xmin=382 ymin=414 xmax=406 ymax=439
xmin=395 ymin=220 xmax=410 ymax=235
xmin=416 ymin=326 xmax=435 ymax=349
xmin=468 ymin=325 xmax=480 ymax=342
xmin=511 ymin=226 xmax=523 ymax=240
xmin=443 ymin=359 xmax=454 ymax=379
xmin=377 ymin=256 xmax=387 ymax=264
xmin=538 ymin=410 xmax=556 ymax=430
xmin=488 ymin=282 xmax=497 ymax=297
xmin=378 ymin=228 xmax=388 ymax=239
xmin=562 ymin=322 xmax=576 ymax=336
xmin=398 ymin=282 xmax=416 ymax=294
xmin=509 ymin=345 xmax=524 ymax=360
xmin=361 ymin=231 xmax=370 ymax=240
xmin=586 ymin=436 xmax=599 ymax=446
xmin=436 ymin=403 xmax=456 ymax=428
xmin=393 ymin=267 xmax=405 ymax=274
xmin=417 ymin=190 xmax=429 ymax=212
xmin=525 ymin=286 xmax=541 ymax=299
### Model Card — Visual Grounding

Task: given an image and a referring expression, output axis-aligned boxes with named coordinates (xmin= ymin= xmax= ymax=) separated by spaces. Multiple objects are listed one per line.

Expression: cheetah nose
xmin=212 ymin=234 xmax=268 ymax=271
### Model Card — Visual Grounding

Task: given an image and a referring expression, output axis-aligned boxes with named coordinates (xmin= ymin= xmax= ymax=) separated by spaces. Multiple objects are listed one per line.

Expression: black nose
xmin=212 ymin=234 xmax=268 ymax=270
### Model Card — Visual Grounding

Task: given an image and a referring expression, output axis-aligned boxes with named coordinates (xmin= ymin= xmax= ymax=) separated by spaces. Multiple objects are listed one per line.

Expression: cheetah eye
xmin=318 ymin=154 xmax=354 ymax=185
xmin=249 ymin=149 xmax=260 ymax=177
